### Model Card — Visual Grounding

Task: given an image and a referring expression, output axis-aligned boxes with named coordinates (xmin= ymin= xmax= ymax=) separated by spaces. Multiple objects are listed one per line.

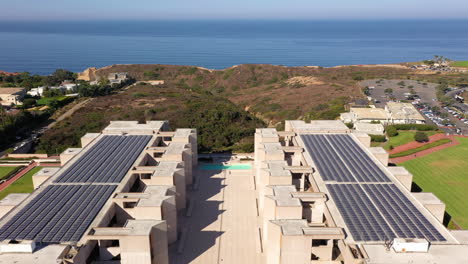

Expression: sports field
xmin=451 ymin=61 xmax=468 ymax=68
xmin=0 ymin=167 xmax=42 ymax=200
xmin=0 ymin=166 xmax=20 ymax=181
xmin=400 ymin=137 xmax=468 ymax=229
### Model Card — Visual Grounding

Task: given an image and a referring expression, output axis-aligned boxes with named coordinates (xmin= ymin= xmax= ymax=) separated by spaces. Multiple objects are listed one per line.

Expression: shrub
xmin=386 ymin=126 xmax=399 ymax=137
xmin=370 ymin=135 xmax=386 ymax=142
xmin=389 ymin=124 xmax=438 ymax=131
xmin=414 ymin=132 xmax=429 ymax=143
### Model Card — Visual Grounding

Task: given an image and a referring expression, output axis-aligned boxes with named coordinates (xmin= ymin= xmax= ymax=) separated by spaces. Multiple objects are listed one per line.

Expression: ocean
xmin=0 ymin=20 xmax=467 ymax=75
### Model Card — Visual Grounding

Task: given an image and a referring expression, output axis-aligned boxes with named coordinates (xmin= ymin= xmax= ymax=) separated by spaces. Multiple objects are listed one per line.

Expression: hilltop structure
xmin=0 ymin=121 xmax=197 ymax=264
xmin=255 ymin=120 xmax=468 ymax=264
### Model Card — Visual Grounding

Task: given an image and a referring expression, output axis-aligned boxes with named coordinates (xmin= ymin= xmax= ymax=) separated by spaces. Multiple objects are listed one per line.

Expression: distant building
xmin=27 ymin=83 xmax=77 ymax=97
xmin=386 ymin=102 xmax=426 ymax=124
xmin=354 ymin=122 xmax=385 ymax=135
xmin=27 ymin=87 xmax=44 ymax=97
xmin=341 ymin=102 xmax=426 ymax=125
xmin=108 ymin=72 xmax=129 ymax=85
xmin=340 ymin=107 xmax=389 ymax=124
xmin=0 ymin=87 xmax=26 ymax=106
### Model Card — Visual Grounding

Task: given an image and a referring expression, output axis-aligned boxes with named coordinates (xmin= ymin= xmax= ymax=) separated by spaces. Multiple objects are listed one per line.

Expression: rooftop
xmin=287 ymin=120 xmax=350 ymax=133
xmin=386 ymin=102 xmax=425 ymax=121
xmin=350 ymin=107 xmax=389 ymax=120
xmin=0 ymin=87 xmax=25 ymax=94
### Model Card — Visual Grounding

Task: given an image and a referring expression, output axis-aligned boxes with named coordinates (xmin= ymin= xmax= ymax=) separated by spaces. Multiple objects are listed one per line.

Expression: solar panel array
xmin=300 ymin=134 xmax=390 ymax=182
xmin=0 ymin=134 xmax=153 ymax=243
xmin=55 ymin=135 xmax=151 ymax=183
xmin=0 ymin=185 xmax=116 ymax=243
xmin=301 ymin=133 xmax=446 ymax=242
xmin=327 ymin=184 xmax=446 ymax=242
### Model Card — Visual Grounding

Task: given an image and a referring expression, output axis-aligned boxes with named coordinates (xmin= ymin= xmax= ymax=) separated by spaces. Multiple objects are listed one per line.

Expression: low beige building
xmin=340 ymin=107 xmax=389 ymax=123
xmin=353 ymin=122 xmax=385 ymax=135
xmin=386 ymin=102 xmax=426 ymax=124
xmin=0 ymin=87 xmax=25 ymax=106
xmin=341 ymin=103 xmax=426 ymax=125
xmin=0 ymin=121 xmax=197 ymax=264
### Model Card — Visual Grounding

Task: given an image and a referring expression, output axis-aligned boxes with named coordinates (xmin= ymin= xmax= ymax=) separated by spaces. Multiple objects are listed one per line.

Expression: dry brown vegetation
xmin=38 ymin=63 xmax=468 ymax=153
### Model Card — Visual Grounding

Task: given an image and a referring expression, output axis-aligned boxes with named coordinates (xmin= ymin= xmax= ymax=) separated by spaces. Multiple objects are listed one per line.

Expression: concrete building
xmin=0 ymin=87 xmax=25 ymax=106
xmin=386 ymin=102 xmax=426 ymax=124
xmin=108 ymin=72 xmax=129 ymax=85
xmin=0 ymin=121 xmax=197 ymax=264
xmin=340 ymin=107 xmax=389 ymax=124
xmin=341 ymin=102 xmax=426 ymax=125
xmin=255 ymin=120 xmax=468 ymax=264
xmin=353 ymin=122 xmax=385 ymax=135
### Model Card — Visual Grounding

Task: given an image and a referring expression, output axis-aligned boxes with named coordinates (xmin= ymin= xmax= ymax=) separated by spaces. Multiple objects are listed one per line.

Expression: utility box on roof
xmin=392 ymin=238 xmax=429 ymax=253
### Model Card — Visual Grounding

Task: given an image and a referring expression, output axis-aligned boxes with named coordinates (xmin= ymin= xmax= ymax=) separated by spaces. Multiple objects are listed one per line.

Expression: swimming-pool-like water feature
xmin=200 ymin=164 xmax=252 ymax=170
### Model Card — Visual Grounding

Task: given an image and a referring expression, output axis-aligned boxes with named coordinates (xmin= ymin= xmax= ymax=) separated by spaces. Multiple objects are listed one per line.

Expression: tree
xmin=386 ymin=126 xmax=398 ymax=137
xmin=414 ymin=132 xmax=429 ymax=143
xmin=384 ymin=88 xmax=393 ymax=94
xmin=22 ymin=98 xmax=36 ymax=108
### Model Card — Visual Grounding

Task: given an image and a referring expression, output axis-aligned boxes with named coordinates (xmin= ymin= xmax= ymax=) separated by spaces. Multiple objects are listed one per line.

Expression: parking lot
xmin=361 ymin=79 xmax=438 ymax=107
xmin=360 ymin=79 xmax=468 ymax=135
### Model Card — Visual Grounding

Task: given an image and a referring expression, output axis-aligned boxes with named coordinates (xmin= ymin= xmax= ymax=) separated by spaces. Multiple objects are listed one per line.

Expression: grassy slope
xmin=451 ymin=61 xmax=468 ymax=68
xmin=400 ymin=137 xmax=468 ymax=228
xmin=0 ymin=166 xmax=20 ymax=180
xmin=384 ymin=131 xmax=441 ymax=150
xmin=38 ymin=64 xmax=468 ymax=154
xmin=0 ymin=166 xmax=42 ymax=200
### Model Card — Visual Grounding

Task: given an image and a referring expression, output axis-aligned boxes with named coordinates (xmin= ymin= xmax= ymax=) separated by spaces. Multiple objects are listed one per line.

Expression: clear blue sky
xmin=2 ymin=0 xmax=468 ymax=20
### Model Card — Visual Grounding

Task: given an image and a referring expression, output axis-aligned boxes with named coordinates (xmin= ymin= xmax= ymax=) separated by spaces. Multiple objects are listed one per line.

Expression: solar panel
xmin=327 ymin=183 xmax=446 ymax=242
xmin=300 ymin=134 xmax=390 ymax=182
xmin=327 ymin=184 xmax=395 ymax=241
xmin=55 ymin=135 xmax=151 ymax=183
xmin=300 ymin=135 xmax=354 ymax=181
xmin=0 ymin=185 xmax=116 ymax=243
xmin=327 ymin=135 xmax=389 ymax=182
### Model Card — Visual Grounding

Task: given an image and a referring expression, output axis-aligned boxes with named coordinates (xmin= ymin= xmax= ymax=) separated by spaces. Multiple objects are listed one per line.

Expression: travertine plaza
xmin=0 ymin=119 xmax=468 ymax=264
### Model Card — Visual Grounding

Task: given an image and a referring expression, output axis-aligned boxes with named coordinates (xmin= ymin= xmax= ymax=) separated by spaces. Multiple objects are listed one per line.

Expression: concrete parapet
xmin=387 ymin=166 xmax=413 ymax=190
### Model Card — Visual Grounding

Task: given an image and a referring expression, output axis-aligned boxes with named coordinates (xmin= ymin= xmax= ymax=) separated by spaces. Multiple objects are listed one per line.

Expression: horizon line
xmin=1 ymin=18 xmax=468 ymax=22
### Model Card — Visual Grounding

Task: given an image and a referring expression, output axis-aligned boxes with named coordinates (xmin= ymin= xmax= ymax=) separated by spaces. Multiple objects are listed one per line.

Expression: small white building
xmin=354 ymin=122 xmax=385 ymax=135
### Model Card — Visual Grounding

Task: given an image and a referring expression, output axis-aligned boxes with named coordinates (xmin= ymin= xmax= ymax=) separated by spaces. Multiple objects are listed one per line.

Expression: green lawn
xmin=36 ymin=96 xmax=69 ymax=106
xmin=400 ymin=137 xmax=468 ymax=229
xmin=390 ymin=138 xmax=451 ymax=158
xmin=383 ymin=131 xmax=441 ymax=150
xmin=0 ymin=166 xmax=20 ymax=181
xmin=0 ymin=166 xmax=42 ymax=200
xmin=451 ymin=61 xmax=468 ymax=68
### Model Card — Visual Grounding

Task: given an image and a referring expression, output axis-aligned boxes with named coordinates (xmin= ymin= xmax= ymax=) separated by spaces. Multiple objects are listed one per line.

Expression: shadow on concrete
xmin=169 ymin=168 xmax=227 ymax=264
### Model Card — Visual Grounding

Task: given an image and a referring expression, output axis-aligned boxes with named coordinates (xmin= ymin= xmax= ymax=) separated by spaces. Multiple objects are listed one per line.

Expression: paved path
xmin=0 ymin=162 xmax=37 ymax=192
xmin=390 ymin=136 xmax=466 ymax=163
xmin=47 ymin=98 xmax=92 ymax=129
xmin=389 ymin=133 xmax=449 ymax=155
xmin=170 ymin=166 xmax=263 ymax=264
